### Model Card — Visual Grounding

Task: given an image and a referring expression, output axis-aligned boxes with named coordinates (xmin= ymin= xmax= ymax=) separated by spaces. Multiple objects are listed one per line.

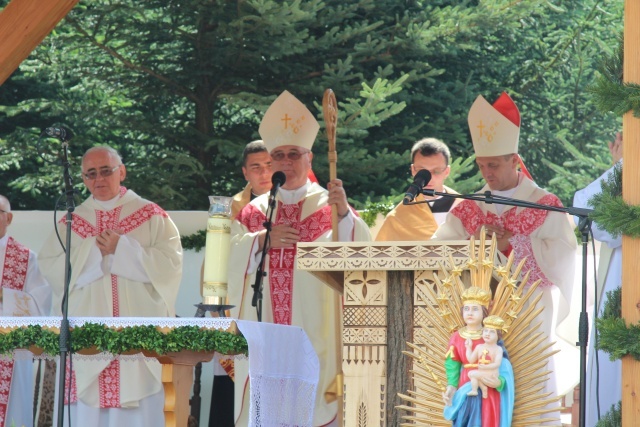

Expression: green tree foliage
xmin=0 ymin=0 xmax=624 ymax=209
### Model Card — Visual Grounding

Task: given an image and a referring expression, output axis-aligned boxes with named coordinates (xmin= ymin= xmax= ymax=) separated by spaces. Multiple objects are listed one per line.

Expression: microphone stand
xmin=414 ymin=189 xmax=591 ymax=427
xmin=57 ymin=141 xmax=76 ymax=427
xmin=251 ymin=189 xmax=279 ymax=322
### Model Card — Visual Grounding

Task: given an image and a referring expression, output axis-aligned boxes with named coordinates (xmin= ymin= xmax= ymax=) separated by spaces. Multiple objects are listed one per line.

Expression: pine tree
xmin=0 ymin=0 xmax=624 ymax=209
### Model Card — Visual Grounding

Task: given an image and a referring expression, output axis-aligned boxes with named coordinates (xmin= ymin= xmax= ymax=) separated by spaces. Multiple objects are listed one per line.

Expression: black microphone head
xmin=271 ymin=171 xmax=286 ymax=187
xmin=403 ymin=169 xmax=433 ymax=205
xmin=414 ymin=169 xmax=432 ymax=186
xmin=43 ymin=126 xmax=74 ymax=142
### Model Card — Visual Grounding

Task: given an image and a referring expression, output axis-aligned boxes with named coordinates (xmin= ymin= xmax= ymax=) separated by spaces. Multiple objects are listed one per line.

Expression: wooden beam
xmin=0 ymin=0 xmax=79 ymax=86
xmin=622 ymin=0 xmax=640 ymax=424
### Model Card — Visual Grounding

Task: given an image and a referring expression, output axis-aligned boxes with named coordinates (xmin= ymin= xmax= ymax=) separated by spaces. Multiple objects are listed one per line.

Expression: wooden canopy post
xmin=622 ymin=0 xmax=640 ymax=424
xmin=0 ymin=0 xmax=79 ymax=86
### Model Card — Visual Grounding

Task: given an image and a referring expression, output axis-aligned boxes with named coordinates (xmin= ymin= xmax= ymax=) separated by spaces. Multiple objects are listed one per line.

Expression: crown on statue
xmin=483 ymin=315 xmax=506 ymax=332
xmin=461 ymin=286 xmax=491 ymax=308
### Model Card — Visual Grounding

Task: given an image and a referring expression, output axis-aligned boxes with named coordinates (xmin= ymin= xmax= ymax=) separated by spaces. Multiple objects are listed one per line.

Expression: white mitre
xmin=468 ymin=92 xmax=520 ymax=157
xmin=259 ymin=90 xmax=320 ymax=152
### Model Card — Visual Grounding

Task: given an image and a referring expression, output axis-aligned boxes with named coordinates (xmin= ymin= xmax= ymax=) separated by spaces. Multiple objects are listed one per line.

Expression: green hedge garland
xmin=0 ymin=323 xmax=248 ymax=357
xmin=586 ymin=164 xmax=640 ymax=238
xmin=181 ymin=229 xmax=206 ymax=252
xmin=595 ymin=287 xmax=625 ymax=427
xmin=360 ymin=201 xmax=394 ymax=228
xmin=594 ymin=287 xmax=640 ymax=361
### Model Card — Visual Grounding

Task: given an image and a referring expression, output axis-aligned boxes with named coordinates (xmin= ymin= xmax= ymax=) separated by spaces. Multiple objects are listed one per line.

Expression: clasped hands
xmin=96 ymin=229 xmax=122 ymax=256
xmin=473 ymin=224 xmax=512 ymax=252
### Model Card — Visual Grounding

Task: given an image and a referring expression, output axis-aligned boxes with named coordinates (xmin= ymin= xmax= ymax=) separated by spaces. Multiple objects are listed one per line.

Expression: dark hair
xmin=410 ymin=137 xmax=451 ymax=164
xmin=242 ymin=140 xmax=268 ymax=167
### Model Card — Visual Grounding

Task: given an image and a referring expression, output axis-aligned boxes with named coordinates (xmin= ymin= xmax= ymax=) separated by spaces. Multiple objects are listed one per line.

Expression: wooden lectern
xmin=297 ymin=241 xmax=504 ymax=427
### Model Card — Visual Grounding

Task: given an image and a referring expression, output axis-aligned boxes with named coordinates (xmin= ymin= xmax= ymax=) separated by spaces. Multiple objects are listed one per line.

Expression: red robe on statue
xmin=447 ymin=331 xmax=501 ymax=427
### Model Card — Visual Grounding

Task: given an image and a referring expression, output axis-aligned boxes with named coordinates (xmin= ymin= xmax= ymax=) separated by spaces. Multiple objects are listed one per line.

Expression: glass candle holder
xmin=202 ymin=196 xmax=233 ymax=305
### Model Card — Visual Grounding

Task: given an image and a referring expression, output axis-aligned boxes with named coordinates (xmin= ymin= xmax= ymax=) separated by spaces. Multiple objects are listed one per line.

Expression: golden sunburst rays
xmin=428 ymin=267 xmax=465 ymax=331
xmin=489 ymin=254 xmax=519 ymax=310
xmin=466 ymin=232 xmax=499 ymax=296
xmin=398 ymin=381 xmax=447 ymax=410
xmin=399 ymin=339 xmax=450 ymax=426
xmin=415 ymin=291 xmax=458 ymax=337
xmin=397 ymin=236 xmax=562 ymax=426
xmin=501 ymin=281 xmax=543 ymax=338
xmin=479 ymin=232 xmax=497 ymax=288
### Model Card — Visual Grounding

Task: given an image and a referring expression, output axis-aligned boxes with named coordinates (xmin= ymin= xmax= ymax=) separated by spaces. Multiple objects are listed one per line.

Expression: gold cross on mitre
xmin=468 ymin=92 xmax=520 ymax=157
xmin=259 ymin=90 xmax=319 ymax=153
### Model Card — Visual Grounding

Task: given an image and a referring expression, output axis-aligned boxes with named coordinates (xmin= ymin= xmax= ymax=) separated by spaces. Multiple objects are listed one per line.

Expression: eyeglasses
xmin=430 ymin=167 xmax=448 ymax=176
xmin=414 ymin=167 xmax=448 ymax=176
xmin=82 ymin=164 xmax=121 ymax=180
xmin=271 ymin=151 xmax=309 ymax=161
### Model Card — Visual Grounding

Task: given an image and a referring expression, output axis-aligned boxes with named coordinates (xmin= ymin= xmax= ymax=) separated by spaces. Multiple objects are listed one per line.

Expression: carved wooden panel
xmin=343 ymin=270 xmax=387 ymax=427
xmin=297 ymin=241 xmax=473 ymax=271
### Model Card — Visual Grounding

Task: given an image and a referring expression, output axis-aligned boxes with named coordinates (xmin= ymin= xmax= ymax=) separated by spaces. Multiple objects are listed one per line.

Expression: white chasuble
xmin=38 ymin=187 xmax=182 ymax=425
xmin=228 ymin=182 xmax=370 ymax=426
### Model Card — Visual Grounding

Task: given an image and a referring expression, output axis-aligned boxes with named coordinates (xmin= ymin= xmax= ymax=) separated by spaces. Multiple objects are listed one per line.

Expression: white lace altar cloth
xmin=0 ymin=317 xmax=320 ymax=426
xmin=237 ymin=320 xmax=319 ymax=427
xmin=0 ymin=316 xmax=235 ymax=330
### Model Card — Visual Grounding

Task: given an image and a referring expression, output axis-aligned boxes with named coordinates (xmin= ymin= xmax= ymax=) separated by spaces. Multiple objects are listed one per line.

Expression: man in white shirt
xmin=573 ymin=131 xmax=623 ymax=426
xmin=38 ymin=146 xmax=183 ymax=427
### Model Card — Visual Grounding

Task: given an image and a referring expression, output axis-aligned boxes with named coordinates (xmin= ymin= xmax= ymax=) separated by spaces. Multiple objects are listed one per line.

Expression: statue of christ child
xmin=465 ymin=315 xmax=505 ymax=399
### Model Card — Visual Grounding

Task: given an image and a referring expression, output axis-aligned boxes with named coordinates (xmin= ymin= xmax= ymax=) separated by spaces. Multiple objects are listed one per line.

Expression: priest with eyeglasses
xmin=228 ymin=91 xmax=370 ymax=427
xmin=38 ymin=145 xmax=183 ymax=427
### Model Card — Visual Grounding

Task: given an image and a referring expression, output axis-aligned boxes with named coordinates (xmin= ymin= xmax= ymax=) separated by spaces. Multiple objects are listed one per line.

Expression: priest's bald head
xmin=81 ymin=146 xmax=127 ymax=201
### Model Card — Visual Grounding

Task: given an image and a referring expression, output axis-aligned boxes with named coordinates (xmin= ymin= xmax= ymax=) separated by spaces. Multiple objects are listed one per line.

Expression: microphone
xmin=403 ymin=169 xmax=432 ymax=204
xmin=268 ymin=171 xmax=286 ymax=207
xmin=254 ymin=171 xmax=287 ymax=312
xmin=43 ymin=126 xmax=74 ymax=142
